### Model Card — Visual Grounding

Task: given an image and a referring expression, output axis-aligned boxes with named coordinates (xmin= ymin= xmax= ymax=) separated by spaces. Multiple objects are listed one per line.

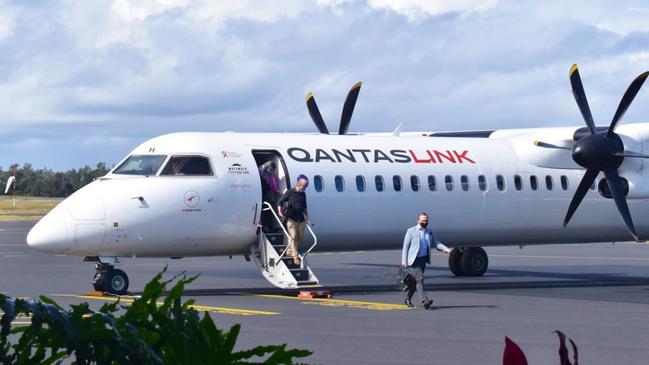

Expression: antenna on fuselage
xmin=391 ymin=123 xmax=402 ymax=136
xmin=306 ymin=82 xmax=362 ymax=135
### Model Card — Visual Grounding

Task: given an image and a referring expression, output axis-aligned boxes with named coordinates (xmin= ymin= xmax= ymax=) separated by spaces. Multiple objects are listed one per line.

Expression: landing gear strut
xmin=448 ymin=247 xmax=488 ymax=277
xmin=91 ymin=263 xmax=130 ymax=295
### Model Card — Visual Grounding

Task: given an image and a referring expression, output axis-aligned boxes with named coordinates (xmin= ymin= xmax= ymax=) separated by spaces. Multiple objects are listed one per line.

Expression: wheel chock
xmin=84 ymin=291 xmax=109 ymax=297
xmin=298 ymin=290 xmax=331 ymax=299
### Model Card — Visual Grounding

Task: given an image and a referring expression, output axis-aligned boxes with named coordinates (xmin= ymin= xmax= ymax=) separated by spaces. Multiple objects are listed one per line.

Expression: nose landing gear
xmin=91 ymin=263 xmax=130 ymax=295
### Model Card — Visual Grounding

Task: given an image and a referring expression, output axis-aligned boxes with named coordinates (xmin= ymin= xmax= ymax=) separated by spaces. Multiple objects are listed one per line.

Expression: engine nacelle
xmin=599 ymin=176 xmax=649 ymax=199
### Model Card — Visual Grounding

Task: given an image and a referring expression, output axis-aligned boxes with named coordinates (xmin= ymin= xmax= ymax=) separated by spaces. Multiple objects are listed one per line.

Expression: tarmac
xmin=2 ymin=220 xmax=649 ymax=364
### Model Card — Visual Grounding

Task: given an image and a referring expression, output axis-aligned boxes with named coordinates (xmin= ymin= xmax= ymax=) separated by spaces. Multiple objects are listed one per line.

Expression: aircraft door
xmin=252 ymin=150 xmax=290 ymax=228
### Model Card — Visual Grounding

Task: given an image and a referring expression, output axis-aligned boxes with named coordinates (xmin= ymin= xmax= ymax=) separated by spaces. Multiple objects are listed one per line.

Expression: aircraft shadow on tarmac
xmin=162 ymin=262 xmax=649 ymax=298
xmin=346 ymin=262 xmax=649 ymax=287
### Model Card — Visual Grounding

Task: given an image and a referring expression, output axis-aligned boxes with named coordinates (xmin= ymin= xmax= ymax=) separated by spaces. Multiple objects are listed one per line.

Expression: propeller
xmin=305 ymin=82 xmax=362 ymax=135
xmin=561 ymin=65 xmax=649 ymax=241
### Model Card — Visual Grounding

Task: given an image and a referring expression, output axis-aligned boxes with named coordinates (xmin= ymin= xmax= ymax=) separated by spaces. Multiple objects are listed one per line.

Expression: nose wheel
xmin=91 ymin=263 xmax=130 ymax=295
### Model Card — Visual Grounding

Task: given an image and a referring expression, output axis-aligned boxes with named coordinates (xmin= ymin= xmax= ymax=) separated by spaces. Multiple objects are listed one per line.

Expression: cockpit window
xmin=113 ymin=155 xmax=166 ymax=176
xmin=160 ymin=156 xmax=213 ymax=176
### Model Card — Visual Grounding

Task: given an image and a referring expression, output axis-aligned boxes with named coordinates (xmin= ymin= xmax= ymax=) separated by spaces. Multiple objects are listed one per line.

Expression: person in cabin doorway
xmin=278 ymin=175 xmax=310 ymax=265
xmin=259 ymin=161 xmax=281 ymax=231
xmin=401 ymin=212 xmax=451 ymax=309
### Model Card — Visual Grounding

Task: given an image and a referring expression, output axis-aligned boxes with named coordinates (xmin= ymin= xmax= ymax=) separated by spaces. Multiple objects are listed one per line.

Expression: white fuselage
xmin=26 ymin=124 xmax=649 ymax=258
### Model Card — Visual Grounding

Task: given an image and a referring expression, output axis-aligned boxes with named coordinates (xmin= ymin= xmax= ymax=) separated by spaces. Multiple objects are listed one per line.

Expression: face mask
xmin=419 ymin=222 xmax=428 ymax=228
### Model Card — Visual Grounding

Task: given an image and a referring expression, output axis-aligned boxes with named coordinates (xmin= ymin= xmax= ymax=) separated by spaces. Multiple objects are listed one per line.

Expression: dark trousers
xmin=406 ymin=255 xmax=429 ymax=303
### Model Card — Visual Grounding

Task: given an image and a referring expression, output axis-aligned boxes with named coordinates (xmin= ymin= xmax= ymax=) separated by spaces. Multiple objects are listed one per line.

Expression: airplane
xmin=25 ymin=65 xmax=649 ymax=295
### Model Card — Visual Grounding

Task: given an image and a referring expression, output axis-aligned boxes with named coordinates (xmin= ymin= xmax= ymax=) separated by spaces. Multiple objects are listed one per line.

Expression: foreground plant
xmin=0 ymin=268 xmax=311 ymax=364
xmin=503 ymin=330 xmax=578 ymax=365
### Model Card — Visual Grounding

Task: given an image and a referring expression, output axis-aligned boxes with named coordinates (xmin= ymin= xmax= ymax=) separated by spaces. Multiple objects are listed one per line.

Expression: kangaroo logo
xmin=184 ymin=190 xmax=200 ymax=207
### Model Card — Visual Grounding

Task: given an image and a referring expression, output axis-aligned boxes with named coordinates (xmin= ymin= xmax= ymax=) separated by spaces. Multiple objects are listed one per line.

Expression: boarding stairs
xmin=251 ymin=202 xmax=320 ymax=289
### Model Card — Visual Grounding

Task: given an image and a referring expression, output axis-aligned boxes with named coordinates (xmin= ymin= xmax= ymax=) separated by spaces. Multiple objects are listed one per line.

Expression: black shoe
xmin=423 ymin=299 xmax=434 ymax=310
xmin=404 ymin=298 xmax=415 ymax=308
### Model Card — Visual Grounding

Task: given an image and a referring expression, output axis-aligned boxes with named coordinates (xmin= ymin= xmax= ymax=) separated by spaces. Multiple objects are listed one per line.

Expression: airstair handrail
xmin=302 ymin=223 xmax=318 ymax=258
xmin=261 ymin=201 xmax=292 ymax=260
xmin=261 ymin=201 xmax=318 ymax=266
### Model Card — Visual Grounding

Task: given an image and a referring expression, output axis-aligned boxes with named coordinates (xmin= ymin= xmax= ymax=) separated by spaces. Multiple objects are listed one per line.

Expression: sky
xmin=2 ymin=0 xmax=649 ymax=170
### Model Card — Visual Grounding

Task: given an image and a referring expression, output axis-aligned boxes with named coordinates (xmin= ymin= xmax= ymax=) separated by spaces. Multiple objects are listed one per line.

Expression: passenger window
xmin=428 ymin=175 xmax=437 ymax=191
xmin=375 ymin=175 xmax=384 ymax=192
xmin=335 ymin=175 xmax=345 ymax=192
xmin=514 ymin=175 xmax=523 ymax=191
xmin=530 ymin=175 xmax=538 ymax=191
xmin=445 ymin=175 xmax=454 ymax=191
xmin=410 ymin=175 xmax=420 ymax=192
xmin=393 ymin=175 xmax=402 ymax=192
xmin=496 ymin=175 xmax=506 ymax=191
xmin=460 ymin=175 xmax=469 ymax=191
xmin=478 ymin=175 xmax=487 ymax=191
xmin=114 ymin=155 xmax=167 ymax=176
xmin=545 ymin=175 xmax=553 ymax=190
xmin=356 ymin=175 xmax=365 ymax=192
xmin=160 ymin=156 xmax=213 ymax=176
xmin=314 ymin=175 xmax=323 ymax=192
xmin=561 ymin=175 xmax=568 ymax=190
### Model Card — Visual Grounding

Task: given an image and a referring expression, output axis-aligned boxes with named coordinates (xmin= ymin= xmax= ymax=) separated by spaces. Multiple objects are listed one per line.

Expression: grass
xmin=0 ymin=196 xmax=62 ymax=220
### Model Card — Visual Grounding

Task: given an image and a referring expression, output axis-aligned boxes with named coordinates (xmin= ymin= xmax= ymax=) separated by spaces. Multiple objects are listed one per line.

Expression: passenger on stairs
xmin=259 ymin=161 xmax=281 ymax=232
xmin=278 ymin=175 xmax=310 ymax=265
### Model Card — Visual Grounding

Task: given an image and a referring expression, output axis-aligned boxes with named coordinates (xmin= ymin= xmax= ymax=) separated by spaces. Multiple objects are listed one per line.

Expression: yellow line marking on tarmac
xmin=253 ymin=294 xmax=411 ymax=311
xmin=51 ymin=294 xmax=280 ymax=316
xmin=489 ymin=254 xmax=649 ymax=261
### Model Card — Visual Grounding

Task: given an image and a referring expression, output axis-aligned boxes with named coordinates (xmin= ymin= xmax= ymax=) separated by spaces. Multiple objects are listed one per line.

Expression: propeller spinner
xmin=306 ymin=82 xmax=362 ymax=135
xmin=540 ymin=65 xmax=649 ymax=241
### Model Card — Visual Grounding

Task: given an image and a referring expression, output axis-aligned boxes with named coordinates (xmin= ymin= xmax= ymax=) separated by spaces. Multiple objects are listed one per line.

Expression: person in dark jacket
xmin=259 ymin=161 xmax=281 ymax=231
xmin=278 ymin=175 xmax=310 ymax=265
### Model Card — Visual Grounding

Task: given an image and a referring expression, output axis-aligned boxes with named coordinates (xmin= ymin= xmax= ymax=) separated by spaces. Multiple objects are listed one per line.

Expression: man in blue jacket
xmin=401 ymin=212 xmax=451 ymax=309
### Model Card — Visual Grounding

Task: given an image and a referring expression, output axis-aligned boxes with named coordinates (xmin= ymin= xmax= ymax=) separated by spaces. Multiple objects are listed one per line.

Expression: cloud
xmin=367 ymin=0 xmax=498 ymax=20
xmin=2 ymin=0 xmax=649 ymax=169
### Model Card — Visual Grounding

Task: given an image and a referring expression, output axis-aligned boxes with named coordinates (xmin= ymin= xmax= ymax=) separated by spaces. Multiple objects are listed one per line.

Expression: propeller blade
xmin=339 ymin=82 xmax=362 ymax=135
xmin=564 ymin=168 xmax=599 ymax=227
xmin=569 ymin=64 xmax=596 ymax=134
xmin=608 ymin=71 xmax=649 ymax=136
xmin=603 ymin=169 xmax=639 ymax=241
xmin=533 ymin=140 xmax=572 ymax=150
xmin=613 ymin=150 xmax=649 ymax=158
xmin=306 ymin=92 xmax=329 ymax=134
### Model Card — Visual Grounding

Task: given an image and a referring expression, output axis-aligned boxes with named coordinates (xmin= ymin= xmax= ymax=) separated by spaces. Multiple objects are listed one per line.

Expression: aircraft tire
xmin=460 ymin=247 xmax=488 ymax=277
xmin=104 ymin=269 xmax=129 ymax=295
xmin=448 ymin=248 xmax=464 ymax=276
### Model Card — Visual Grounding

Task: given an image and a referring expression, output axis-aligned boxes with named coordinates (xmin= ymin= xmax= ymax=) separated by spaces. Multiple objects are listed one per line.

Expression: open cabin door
xmin=252 ymin=150 xmax=291 ymax=204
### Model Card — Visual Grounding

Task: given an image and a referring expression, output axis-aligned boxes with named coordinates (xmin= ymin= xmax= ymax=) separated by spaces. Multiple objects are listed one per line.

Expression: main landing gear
xmin=91 ymin=263 xmax=130 ymax=295
xmin=448 ymin=247 xmax=488 ymax=277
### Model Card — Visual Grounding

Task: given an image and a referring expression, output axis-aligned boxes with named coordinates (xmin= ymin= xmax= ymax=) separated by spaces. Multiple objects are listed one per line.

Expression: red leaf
xmin=569 ymin=338 xmax=579 ymax=365
xmin=503 ymin=336 xmax=528 ymax=365
xmin=554 ymin=330 xmax=571 ymax=365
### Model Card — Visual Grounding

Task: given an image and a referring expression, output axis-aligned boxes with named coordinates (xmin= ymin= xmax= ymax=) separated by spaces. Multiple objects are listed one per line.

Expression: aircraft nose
xmin=27 ymin=207 xmax=69 ymax=253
